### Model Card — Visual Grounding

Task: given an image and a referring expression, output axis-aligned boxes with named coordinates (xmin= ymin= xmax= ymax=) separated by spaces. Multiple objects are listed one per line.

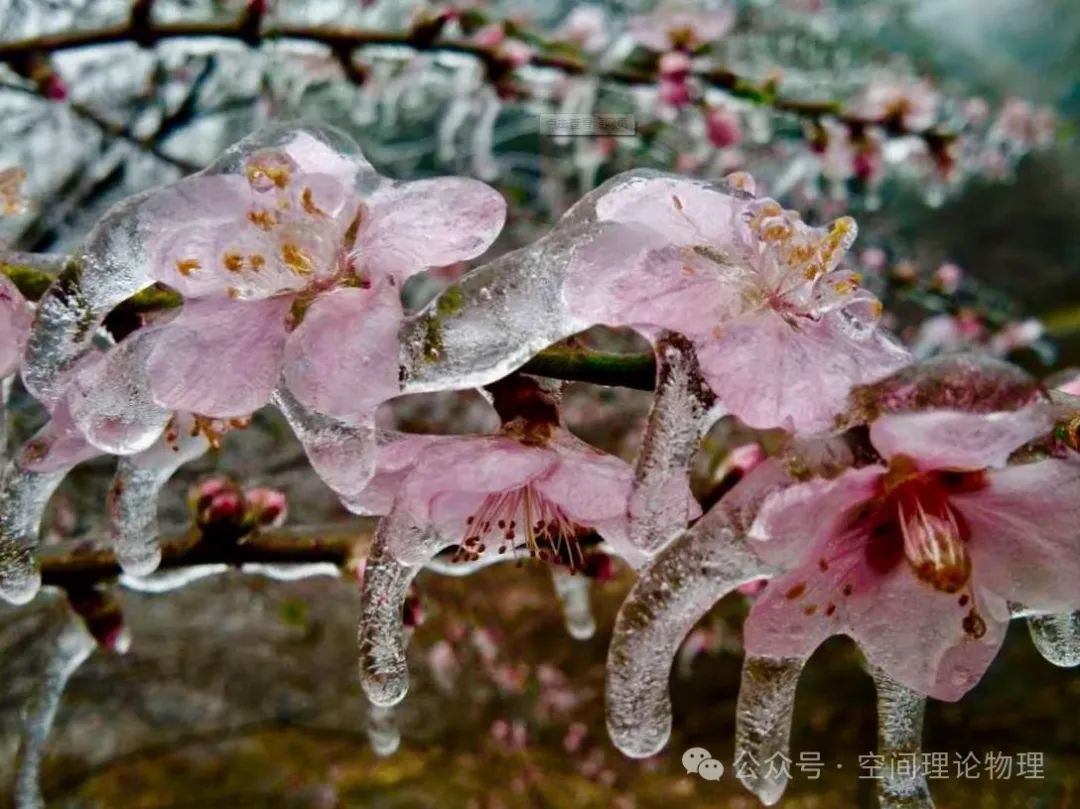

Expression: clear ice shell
xmin=550 ymin=566 xmax=596 ymax=640
xmin=627 ymin=332 xmax=717 ymax=558
xmin=14 ymin=595 xmax=96 ymax=809
xmin=1026 ymin=612 xmax=1080 ymax=667
xmin=107 ymin=415 xmax=209 ymax=576
xmin=365 ymin=702 xmax=401 ymax=757
xmin=871 ymin=665 xmax=935 ymax=809
xmin=357 ymin=510 xmax=448 ymax=707
xmin=0 ymin=466 xmax=70 ymax=604
xmin=605 ymin=459 xmax=789 ymax=758
xmin=734 ymin=656 xmax=804 ymax=805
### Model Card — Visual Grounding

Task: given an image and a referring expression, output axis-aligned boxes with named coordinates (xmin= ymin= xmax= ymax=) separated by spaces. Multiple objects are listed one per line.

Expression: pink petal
xmin=282 ymin=283 xmax=403 ymax=423
xmin=0 ymin=274 xmax=32 ymax=378
xmin=562 ymin=223 xmax=743 ymax=335
xmin=594 ymin=175 xmax=745 ymax=248
xmin=283 ymin=129 xmax=372 ymax=185
xmin=956 ymin=457 xmax=1080 ymax=613
xmin=869 ymin=406 xmax=1057 ymax=470
xmin=535 ymin=433 xmax=635 ymax=525
xmin=344 ymin=431 xmax=452 ymax=516
xmin=147 ymin=295 xmax=290 ymax=418
xmin=698 ymin=309 xmax=910 ymax=433
xmin=20 ymin=399 xmax=100 ymax=473
xmin=360 ymin=178 xmax=506 ymax=281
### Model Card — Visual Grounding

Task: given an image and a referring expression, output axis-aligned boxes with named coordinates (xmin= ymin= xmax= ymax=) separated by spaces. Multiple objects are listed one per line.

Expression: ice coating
xmin=627 ymin=333 xmax=713 ymax=558
xmin=107 ymin=414 xmax=211 ymax=576
xmin=605 ymin=460 xmax=789 ymax=758
xmin=734 ymin=656 xmax=804 ymax=805
xmin=365 ymin=703 xmax=401 ymax=757
xmin=0 ymin=467 xmax=72 ymax=604
xmin=14 ymin=597 xmax=96 ymax=809
xmin=871 ymin=666 xmax=934 ymax=809
xmin=358 ymin=511 xmax=448 ymax=707
xmin=550 ymin=566 xmax=596 ymax=640
xmin=1 ymin=272 xmax=32 ymax=379
xmin=1026 ymin=611 xmax=1080 ymax=668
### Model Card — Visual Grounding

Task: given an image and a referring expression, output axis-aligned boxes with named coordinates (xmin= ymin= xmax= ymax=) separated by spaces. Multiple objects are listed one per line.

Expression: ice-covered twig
xmin=14 ymin=596 xmax=96 ymax=809
xmin=870 ymin=666 xmax=934 ymax=809
xmin=0 ymin=466 xmax=74 ymax=604
xmin=734 ymin=656 xmax=804 ymax=805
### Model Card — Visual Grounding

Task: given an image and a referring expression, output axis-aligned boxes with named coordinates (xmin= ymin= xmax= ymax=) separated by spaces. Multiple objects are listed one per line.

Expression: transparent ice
xmin=1026 ymin=611 xmax=1080 ymax=668
xmin=550 ymin=566 xmax=596 ymax=641
xmin=734 ymin=656 xmax=804 ymax=806
xmin=871 ymin=666 xmax=934 ymax=809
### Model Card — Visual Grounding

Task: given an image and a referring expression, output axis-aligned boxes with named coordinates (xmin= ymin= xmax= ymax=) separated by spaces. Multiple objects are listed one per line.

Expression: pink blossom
xmin=988 ymin=319 xmax=1044 ymax=356
xmin=555 ymin=7 xmax=609 ymax=53
xmin=563 ymin=174 xmax=910 ymax=432
xmin=628 ymin=5 xmax=735 ymax=52
xmin=851 ymin=77 xmax=940 ymax=131
xmin=932 ymin=262 xmax=963 ymax=294
xmin=999 ymin=98 xmax=1056 ymax=147
xmin=244 ymin=486 xmax=288 ymax=527
xmin=1 ymin=273 xmax=32 ymax=378
xmin=658 ymin=76 xmax=691 ymax=107
xmin=744 ymin=405 xmax=1080 ymax=699
xmin=704 ymin=106 xmax=742 ymax=149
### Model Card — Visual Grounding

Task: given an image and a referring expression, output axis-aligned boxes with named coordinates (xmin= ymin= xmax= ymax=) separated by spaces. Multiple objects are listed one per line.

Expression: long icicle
xmin=627 ymin=332 xmax=717 ymax=558
xmin=365 ymin=703 xmax=401 ymax=757
xmin=734 ymin=656 xmax=804 ymax=805
xmin=871 ymin=665 xmax=935 ymax=809
xmin=107 ymin=415 xmax=209 ymax=576
xmin=357 ymin=508 xmax=448 ymax=708
xmin=0 ymin=466 xmax=73 ymax=604
xmin=14 ymin=595 xmax=96 ymax=809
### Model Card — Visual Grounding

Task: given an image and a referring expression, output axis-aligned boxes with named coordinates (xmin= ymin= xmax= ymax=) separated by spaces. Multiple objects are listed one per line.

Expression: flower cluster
xmin=1 ymin=124 xmax=1077 ymax=809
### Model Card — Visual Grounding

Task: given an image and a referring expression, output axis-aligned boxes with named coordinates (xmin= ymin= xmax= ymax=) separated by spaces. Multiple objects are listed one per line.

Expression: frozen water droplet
xmin=870 ymin=666 xmax=934 ymax=808
xmin=1027 ymin=612 xmax=1080 ymax=668
xmin=15 ymin=595 xmax=95 ymax=809
xmin=358 ymin=512 xmax=446 ymax=707
xmin=108 ymin=416 xmax=209 ymax=576
xmin=366 ymin=703 xmax=400 ymax=757
xmin=551 ymin=566 xmax=596 ymax=640
xmin=735 ymin=656 xmax=804 ymax=805
xmin=628 ymin=332 xmax=716 ymax=558
xmin=0 ymin=466 xmax=71 ymax=604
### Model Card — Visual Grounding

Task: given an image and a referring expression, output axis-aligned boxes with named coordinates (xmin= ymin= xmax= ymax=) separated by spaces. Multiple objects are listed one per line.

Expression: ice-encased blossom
xmin=1 ymin=273 xmax=32 ymax=378
xmin=744 ymin=405 xmax=1080 ymax=700
xmin=562 ymin=173 xmax=910 ymax=432
xmin=851 ymin=76 xmax=940 ymax=132
xmin=22 ymin=124 xmax=504 ymax=467
xmin=628 ymin=3 xmax=735 ymax=52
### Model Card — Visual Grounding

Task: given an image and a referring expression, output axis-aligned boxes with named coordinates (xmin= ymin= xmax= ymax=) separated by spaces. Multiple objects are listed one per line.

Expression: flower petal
xmin=869 ymin=406 xmax=1057 ymax=470
xmin=0 ymin=274 xmax=32 ymax=378
xmin=360 ymin=178 xmax=506 ymax=281
xmin=343 ymin=431 xmax=453 ymax=516
xmin=956 ymin=457 xmax=1080 ymax=613
xmin=20 ymin=399 xmax=100 ymax=473
xmin=147 ymin=295 xmax=290 ymax=418
xmin=282 ymin=284 xmax=403 ymax=423
xmin=697 ymin=309 xmax=910 ymax=433
xmin=535 ymin=432 xmax=635 ymax=525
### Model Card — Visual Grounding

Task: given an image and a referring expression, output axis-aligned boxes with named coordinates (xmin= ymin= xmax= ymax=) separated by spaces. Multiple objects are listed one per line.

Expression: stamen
xmin=175 ymin=258 xmax=201 ymax=276
xmin=301 ymin=187 xmax=328 ymax=217
xmin=281 ymin=242 xmax=314 ymax=275
xmin=897 ymin=489 xmax=971 ymax=594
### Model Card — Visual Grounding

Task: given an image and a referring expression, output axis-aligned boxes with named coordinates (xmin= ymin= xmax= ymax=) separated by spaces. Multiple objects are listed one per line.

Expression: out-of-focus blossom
xmin=244 ymin=486 xmax=288 ymax=528
xmin=998 ymin=98 xmax=1056 ymax=148
xmin=0 ymin=166 xmax=27 ymax=215
xmin=932 ymin=262 xmax=963 ymax=294
xmin=851 ymin=77 xmax=940 ymax=131
xmin=744 ymin=405 xmax=1080 ymax=700
xmin=628 ymin=4 xmax=735 ymax=52
xmin=555 ymin=6 xmax=609 ymax=53
xmin=704 ymin=105 xmax=742 ymax=149
xmin=988 ymin=318 xmax=1044 ymax=356
xmin=1 ymin=273 xmax=32 ymax=377
xmin=564 ymin=173 xmax=910 ymax=432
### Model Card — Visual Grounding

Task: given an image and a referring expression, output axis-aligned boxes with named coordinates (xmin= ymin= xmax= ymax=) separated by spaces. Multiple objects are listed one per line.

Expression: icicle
xmin=871 ymin=666 xmax=935 ymax=809
xmin=107 ymin=415 xmax=209 ymax=576
xmin=734 ymin=656 xmax=804 ymax=806
xmin=14 ymin=597 xmax=96 ymax=809
xmin=1026 ymin=612 xmax=1080 ymax=668
xmin=606 ymin=460 xmax=788 ymax=758
xmin=471 ymin=86 xmax=502 ymax=182
xmin=0 ymin=466 xmax=70 ymax=605
xmin=550 ymin=566 xmax=596 ymax=640
xmin=358 ymin=509 xmax=448 ymax=707
xmin=365 ymin=703 xmax=401 ymax=757
xmin=272 ymin=385 xmax=376 ymax=502
xmin=1 ymin=376 xmax=11 ymax=465
xmin=628 ymin=332 xmax=718 ymax=558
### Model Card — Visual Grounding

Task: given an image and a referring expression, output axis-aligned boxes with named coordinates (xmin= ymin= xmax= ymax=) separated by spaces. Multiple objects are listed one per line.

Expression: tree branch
xmin=0 ymin=19 xmax=957 ymax=146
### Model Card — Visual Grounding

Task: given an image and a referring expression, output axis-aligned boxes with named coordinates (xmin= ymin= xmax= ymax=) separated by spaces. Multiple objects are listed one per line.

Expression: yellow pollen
xmin=227 ymin=287 xmax=240 ymax=298
xmin=175 ymin=258 xmax=201 ymax=276
xmin=246 ymin=162 xmax=290 ymax=189
xmin=247 ymin=208 xmax=278 ymax=230
xmin=282 ymin=242 xmax=314 ymax=275
xmin=223 ymin=252 xmax=245 ymax=273
xmin=249 ymin=254 xmax=265 ymax=271
xmin=301 ymin=187 xmax=328 ymax=217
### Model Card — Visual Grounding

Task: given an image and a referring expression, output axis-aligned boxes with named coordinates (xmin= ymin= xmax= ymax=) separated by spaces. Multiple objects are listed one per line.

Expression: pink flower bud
xmin=658 ymin=76 xmax=691 ymax=107
xmin=473 ymin=23 xmax=505 ymax=48
xmin=658 ymin=50 xmax=692 ymax=79
xmin=704 ymin=106 xmax=742 ymax=148
xmin=244 ymin=486 xmax=288 ymax=528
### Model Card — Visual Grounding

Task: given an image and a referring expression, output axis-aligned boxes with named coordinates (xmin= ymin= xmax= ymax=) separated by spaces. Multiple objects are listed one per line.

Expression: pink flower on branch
xmin=563 ymin=173 xmax=910 ymax=432
xmin=1 ymin=273 xmax=32 ymax=379
xmin=628 ymin=4 xmax=735 ymax=52
xmin=744 ymin=405 xmax=1080 ymax=700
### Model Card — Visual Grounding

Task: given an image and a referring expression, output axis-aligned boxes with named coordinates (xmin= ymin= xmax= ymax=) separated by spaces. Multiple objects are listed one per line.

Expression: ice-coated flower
xmin=356 ymin=377 xmax=696 ymax=569
xmin=140 ymin=127 xmax=504 ymax=426
xmin=563 ymin=173 xmax=910 ymax=432
xmin=1 ymin=273 xmax=32 ymax=377
xmin=851 ymin=76 xmax=940 ymax=132
xmin=743 ymin=405 xmax=1080 ymax=700
xmin=628 ymin=3 xmax=735 ymax=52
